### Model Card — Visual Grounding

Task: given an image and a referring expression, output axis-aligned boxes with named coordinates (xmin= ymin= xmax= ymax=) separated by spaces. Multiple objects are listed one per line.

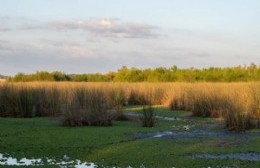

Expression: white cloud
xmin=19 ymin=18 xmax=159 ymax=39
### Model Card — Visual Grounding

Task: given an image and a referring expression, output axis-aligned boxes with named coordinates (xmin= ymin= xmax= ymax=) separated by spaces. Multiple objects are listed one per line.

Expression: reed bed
xmin=0 ymin=82 xmax=259 ymax=130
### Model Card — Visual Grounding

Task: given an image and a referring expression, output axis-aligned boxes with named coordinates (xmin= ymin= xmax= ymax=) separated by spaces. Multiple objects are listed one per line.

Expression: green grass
xmin=123 ymin=105 xmax=190 ymax=118
xmin=0 ymin=106 xmax=260 ymax=167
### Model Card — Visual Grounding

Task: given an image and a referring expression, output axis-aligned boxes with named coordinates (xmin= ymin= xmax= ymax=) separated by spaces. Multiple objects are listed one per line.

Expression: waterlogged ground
xmin=0 ymin=105 xmax=259 ymax=167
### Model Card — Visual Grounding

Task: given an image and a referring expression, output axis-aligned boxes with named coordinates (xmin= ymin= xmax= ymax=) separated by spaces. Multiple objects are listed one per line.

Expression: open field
xmin=0 ymin=82 xmax=260 ymax=167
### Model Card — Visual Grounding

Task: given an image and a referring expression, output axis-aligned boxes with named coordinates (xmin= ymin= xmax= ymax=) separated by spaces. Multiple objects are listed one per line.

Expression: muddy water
xmin=0 ymin=153 xmax=96 ymax=167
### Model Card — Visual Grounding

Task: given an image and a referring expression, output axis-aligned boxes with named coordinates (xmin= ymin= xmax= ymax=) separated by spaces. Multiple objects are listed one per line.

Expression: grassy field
xmin=0 ymin=106 xmax=260 ymax=167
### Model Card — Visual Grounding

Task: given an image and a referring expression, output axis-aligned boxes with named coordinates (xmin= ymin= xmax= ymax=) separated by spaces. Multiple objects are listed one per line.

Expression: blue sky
xmin=0 ymin=0 xmax=260 ymax=75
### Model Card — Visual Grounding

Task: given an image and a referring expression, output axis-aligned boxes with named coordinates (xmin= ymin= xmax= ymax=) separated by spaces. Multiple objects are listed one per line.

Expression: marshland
xmin=0 ymin=77 xmax=260 ymax=167
xmin=1 ymin=0 xmax=260 ymax=167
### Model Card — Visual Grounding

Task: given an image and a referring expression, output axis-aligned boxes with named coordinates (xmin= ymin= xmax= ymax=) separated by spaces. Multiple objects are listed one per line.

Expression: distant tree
xmin=7 ymin=64 xmax=260 ymax=82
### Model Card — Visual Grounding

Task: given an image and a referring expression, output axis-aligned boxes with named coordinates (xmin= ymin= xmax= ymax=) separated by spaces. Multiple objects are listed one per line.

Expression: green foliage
xmin=7 ymin=63 xmax=260 ymax=82
xmin=8 ymin=71 xmax=70 ymax=82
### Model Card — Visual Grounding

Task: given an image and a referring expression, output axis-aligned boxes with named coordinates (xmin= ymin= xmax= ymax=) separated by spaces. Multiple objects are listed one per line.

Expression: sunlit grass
xmin=0 ymin=82 xmax=259 ymax=130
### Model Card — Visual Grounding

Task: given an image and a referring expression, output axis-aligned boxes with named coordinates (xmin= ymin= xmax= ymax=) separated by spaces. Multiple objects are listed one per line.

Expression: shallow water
xmin=153 ymin=131 xmax=174 ymax=138
xmin=0 ymin=153 xmax=96 ymax=167
xmin=193 ymin=153 xmax=260 ymax=161
xmin=125 ymin=112 xmax=181 ymax=121
xmin=134 ymin=128 xmax=260 ymax=139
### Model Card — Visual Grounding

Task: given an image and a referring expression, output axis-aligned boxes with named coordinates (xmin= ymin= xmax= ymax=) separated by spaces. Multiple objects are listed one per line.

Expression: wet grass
xmin=0 ymin=106 xmax=260 ymax=167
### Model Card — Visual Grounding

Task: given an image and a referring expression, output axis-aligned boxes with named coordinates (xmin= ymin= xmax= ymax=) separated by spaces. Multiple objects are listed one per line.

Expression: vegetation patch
xmin=0 ymin=106 xmax=259 ymax=167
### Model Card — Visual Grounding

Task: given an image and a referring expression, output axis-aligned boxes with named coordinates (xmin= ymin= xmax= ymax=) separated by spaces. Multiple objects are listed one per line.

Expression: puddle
xmin=152 ymin=131 xmax=174 ymax=138
xmin=0 ymin=153 xmax=96 ymax=167
xmin=193 ymin=153 xmax=260 ymax=161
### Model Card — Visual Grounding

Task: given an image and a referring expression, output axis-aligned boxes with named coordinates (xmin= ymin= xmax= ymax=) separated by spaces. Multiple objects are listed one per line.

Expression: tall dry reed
xmin=0 ymin=82 xmax=259 ymax=130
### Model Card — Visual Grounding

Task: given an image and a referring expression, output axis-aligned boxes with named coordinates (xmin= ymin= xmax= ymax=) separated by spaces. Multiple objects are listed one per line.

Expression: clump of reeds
xmin=140 ymin=104 xmax=156 ymax=127
xmin=168 ymin=92 xmax=187 ymax=111
xmin=222 ymin=106 xmax=253 ymax=131
xmin=166 ymin=83 xmax=260 ymax=131
xmin=109 ymin=89 xmax=128 ymax=121
xmin=61 ymin=88 xmax=112 ymax=126
xmin=162 ymin=83 xmax=189 ymax=111
xmin=0 ymin=84 xmax=16 ymax=117
xmin=139 ymin=92 xmax=156 ymax=127
xmin=127 ymin=89 xmax=145 ymax=105
xmin=16 ymin=87 xmax=36 ymax=117
xmin=33 ymin=86 xmax=61 ymax=116
xmin=222 ymin=84 xmax=260 ymax=131
xmin=0 ymin=84 xmax=36 ymax=117
xmin=187 ymin=91 xmax=224 ymax=118
xmin=249 ymin=84 xmax=260 ymax=126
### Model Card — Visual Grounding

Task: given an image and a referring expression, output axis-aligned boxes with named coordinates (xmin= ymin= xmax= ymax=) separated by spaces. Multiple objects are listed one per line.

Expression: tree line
xmin=7 ymin=64 xmax=260 ymax=82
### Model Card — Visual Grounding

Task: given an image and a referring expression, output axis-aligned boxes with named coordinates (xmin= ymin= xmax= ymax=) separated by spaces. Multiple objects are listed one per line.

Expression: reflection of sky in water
xmin=0 ymin=153 xmax=96 ymax=167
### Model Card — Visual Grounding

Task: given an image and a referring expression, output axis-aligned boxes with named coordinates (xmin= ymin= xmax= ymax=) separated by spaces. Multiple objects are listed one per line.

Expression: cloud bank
xmin=0 ymin=16 xmax=259 ymax=75
xmin=19 ymin=18 xmax=159 ymax=39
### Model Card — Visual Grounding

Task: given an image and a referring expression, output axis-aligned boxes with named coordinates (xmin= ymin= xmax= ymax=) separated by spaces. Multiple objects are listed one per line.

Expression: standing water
xmin=0 ymin=153 xmax=97 ymax=167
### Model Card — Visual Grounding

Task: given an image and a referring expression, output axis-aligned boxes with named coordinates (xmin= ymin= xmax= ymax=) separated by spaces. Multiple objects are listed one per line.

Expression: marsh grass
xmin=61 ymin=88 xmax=112 ymax=126
xmin=0 ymin=82 xmax=259 ymax=130
xmin=139 ymin=92 xmax=156 ymax=127
xmin=140 ymin=104 xmax=156 ymax=127
xmin=0 ymin=84 xmax=36 ymax=117
xmin=109 ymin=89 xmax=128 ymax=121
xmin=165 ymin=83 xmax=260 ymax=131
xmin=127 ymin=89 xmax=146 ymax=105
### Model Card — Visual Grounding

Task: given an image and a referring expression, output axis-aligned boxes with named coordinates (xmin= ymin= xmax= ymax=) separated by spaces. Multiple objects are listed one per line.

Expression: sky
xmin=0 ymin=0 xmax=260 ymax=75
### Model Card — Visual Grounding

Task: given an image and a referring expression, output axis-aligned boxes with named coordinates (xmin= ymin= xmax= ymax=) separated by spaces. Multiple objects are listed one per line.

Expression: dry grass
xmin=165 ymin=83 xmax=260 ymax=131
xmin=0 ymin=82 xmax=259 ymax=130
